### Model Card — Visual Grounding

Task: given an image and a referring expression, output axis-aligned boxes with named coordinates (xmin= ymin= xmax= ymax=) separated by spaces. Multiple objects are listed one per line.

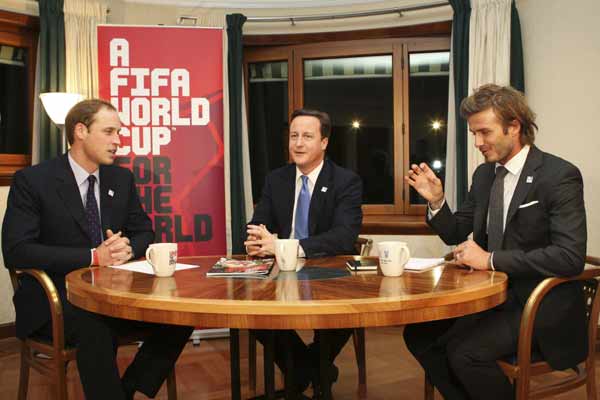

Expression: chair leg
xmin=424 ymin=375 xmax=434 ymax=400
xmin=17 ymin=344 xmax=30 ymax=400
xmin=352 ymin=328 xmax=367 ymax=397
xmin=587 ymin=362 xmax=597 ymax=400
xmin=55 ymin=360 xmax=68 ymax=400
xmin=248 ymin=330 xmax=257 ymax=392
xmin=514 ymin=376 xmax=530 ymax=400
xmin=166 ymin=368 xmax=178 ymax=400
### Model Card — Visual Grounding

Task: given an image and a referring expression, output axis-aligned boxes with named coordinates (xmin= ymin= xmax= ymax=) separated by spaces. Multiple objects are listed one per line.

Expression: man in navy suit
xmin=245 ymin=108 xmax=363 ymax=395
xmin=403 ymin=84 xmax=587 ymax=400
xmin=2 ymin=99 xmax=193 ymax=400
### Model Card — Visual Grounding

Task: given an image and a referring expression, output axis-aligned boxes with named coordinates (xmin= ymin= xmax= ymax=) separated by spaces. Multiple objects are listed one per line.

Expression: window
xmin=245 ymin=28 xmax=450 ymax=222
xmin=0 ymin=10 xmax=38 ymax=185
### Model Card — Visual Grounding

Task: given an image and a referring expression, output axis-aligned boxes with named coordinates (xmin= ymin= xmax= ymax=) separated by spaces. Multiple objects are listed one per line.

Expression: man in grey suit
xmin=3 ymin=99 xmax=193 ymax=400
xmin=403 ymin=84 xmax=587 ymax=400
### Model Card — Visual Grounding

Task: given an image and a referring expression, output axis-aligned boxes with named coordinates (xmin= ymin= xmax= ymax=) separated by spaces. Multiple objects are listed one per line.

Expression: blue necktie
xmin=86 ymin=175 xmax=102 ymax=248
xmin=294 ymin=175 xmax=310 ymax=240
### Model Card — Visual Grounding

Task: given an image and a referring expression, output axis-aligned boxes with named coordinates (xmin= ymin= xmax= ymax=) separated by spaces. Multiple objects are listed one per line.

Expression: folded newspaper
xmin=206 ymin=258 xmax=275 ymax=278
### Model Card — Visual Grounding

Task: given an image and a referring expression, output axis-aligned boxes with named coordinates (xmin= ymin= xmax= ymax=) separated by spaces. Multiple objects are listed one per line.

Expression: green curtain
xmin=226 ymin=14 xmax=247 ymax=254
xmin=37 ymin=0 xmax=66 ymax=162
xmin=448 ymin=0 xmax=471 ymax=205
xmin=510 ymin=0 xmax=525 ymax=92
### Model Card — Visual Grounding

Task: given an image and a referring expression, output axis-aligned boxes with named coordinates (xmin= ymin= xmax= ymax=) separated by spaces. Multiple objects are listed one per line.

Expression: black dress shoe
xmin=311 ymin=364 xmax=339 ymax=398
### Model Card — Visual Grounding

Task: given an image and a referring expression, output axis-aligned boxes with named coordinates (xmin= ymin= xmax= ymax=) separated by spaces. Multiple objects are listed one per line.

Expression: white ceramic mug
xmin=145 ymin=243 xmax=177 ymax=277
xmin=275 ymin=239 xmax=299 ymax=272
xmin=377 ymin=241 xmax=410 ymax=277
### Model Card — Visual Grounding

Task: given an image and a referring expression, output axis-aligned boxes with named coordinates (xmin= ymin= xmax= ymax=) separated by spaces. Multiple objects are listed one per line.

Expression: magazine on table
xmin=206 ymin=258 xmax=275 ymax=278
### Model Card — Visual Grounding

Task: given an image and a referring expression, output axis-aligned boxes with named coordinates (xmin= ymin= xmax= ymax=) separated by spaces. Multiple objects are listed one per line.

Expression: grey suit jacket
xmin=2 ymin=154 xmax=154 ymax=338
xmin=429 ymin=146 xmax=587 ymax=370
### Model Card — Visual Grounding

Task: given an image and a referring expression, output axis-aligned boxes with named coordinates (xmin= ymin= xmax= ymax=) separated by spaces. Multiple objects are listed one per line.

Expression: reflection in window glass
xmin=408 ymin=51 xmax=450 ymax=204
xmin=247 ymin=61 xmax=289 ymax=202
xmin=303 ymin=55 xmax=394 ymax=204
xmin=0 ymin=44 xmax=29 ymax=154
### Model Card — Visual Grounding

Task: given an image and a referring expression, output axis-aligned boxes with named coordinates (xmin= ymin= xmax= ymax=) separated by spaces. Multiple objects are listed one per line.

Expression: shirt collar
xmin=68 ymin=152 xmax=99 ymax=186
xmin=497 ymin=145 xmax=530 ymax=176
xmin=295 ymin=160 xmax=324 ymax=185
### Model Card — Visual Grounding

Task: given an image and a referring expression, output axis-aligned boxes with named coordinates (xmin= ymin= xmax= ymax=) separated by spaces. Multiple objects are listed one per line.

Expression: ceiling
xmin=122 ymin=0 xmax=428 ymax=9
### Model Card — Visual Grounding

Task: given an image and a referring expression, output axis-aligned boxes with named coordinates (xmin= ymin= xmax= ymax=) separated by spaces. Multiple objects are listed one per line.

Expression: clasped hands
xmin=96 ymin=229 xmax=133 ymax=266
xmin=244 ymin=224 xmax=276 ymax=257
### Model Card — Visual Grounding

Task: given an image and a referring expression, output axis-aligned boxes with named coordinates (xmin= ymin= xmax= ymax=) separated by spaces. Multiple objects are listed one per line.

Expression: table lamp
xmin=39 ymin=92 xmax=84 ymax=153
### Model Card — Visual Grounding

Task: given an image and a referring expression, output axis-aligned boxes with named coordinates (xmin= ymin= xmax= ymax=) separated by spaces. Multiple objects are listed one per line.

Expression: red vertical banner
xmin=98 ymin=26 xmax=225 ymax=256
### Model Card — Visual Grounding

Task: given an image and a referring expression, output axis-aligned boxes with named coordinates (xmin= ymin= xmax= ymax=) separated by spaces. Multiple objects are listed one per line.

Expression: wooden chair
xmin=9 ymin=268 xmax=178 ymax=400
xmin=248 ymin=237 xmax=373 ymax=397
xmin=424 ymin=255 xmax=600 ymax=400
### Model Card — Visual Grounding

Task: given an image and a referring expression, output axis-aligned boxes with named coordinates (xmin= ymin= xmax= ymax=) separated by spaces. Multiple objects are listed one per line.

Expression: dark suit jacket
xmin=429 ymin=146 xmax=587 ymax=370
xmin=248 ymin=159 xmax=363 ymax=257
xmin=2 ymin=154 xmax=154 ymax=339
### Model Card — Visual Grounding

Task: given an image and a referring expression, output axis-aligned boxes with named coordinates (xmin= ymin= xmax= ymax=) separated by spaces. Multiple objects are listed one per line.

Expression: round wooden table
xmin=66 ymin=256 xmax=507 ymax=399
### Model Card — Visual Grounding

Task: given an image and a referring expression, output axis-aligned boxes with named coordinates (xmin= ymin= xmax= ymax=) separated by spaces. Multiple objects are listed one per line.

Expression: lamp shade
xmin=39 ymin=92 xmax=84 ymax=125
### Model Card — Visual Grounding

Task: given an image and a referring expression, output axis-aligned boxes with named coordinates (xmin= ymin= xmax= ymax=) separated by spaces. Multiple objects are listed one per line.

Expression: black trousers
xmin=403 ymin=304 xmax=522 ymax=400
xmin=254 ymin=329 xmax=352 ymax=387
xmin=37 ymin=306 xmax=193 ymax=400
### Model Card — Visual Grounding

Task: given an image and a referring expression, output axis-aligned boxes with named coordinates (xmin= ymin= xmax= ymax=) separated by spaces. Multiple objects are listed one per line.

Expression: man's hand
xmin=96 ymin=229 xmax=133 ymax=266
xmin=405 ymin=163 xmax=444 ymax=209
xmin=453 ymin=239 xmax=491 ymax=270
xmin=244 ymin=224 xmax=276 ymax=257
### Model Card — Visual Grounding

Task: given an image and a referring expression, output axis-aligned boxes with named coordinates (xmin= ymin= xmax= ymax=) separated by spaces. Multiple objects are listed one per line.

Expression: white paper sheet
xmin=404 ymin=258 xmax=445 ymax=272
xmin=109 ymin=260 xmax=200 ymax=275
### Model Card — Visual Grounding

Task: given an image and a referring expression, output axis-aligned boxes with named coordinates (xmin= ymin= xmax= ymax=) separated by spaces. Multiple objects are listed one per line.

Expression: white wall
xmin=517 ymin=0 xmax=600 ymax=257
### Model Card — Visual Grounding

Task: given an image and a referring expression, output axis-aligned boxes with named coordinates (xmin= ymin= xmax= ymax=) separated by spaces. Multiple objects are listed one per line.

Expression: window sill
xmin=0 ymin=154 xmax=31 ymax=186
xmin=361 ymin=214 xmax=433 ymax=235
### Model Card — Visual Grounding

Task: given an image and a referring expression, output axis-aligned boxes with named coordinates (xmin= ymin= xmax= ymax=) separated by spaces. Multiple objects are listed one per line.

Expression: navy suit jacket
xmin=429 ymin=146 xmax=587 ymax=370
xmin=2 ymin=154 xmax=154 ymax=339
xmin=248 ymin=159 xmax=363 ymax=257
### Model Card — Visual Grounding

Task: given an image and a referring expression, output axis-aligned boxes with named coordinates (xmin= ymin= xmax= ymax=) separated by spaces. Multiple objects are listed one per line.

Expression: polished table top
xmin=66 ymin=256 xmax=508 ymax=330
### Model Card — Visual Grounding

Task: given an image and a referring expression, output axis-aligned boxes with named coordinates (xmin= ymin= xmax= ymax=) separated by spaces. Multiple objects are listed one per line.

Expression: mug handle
xmin=399 ymin=246 xmax=411 ymax=265
xmin=145 ymin=247 xmax=154 ymax=266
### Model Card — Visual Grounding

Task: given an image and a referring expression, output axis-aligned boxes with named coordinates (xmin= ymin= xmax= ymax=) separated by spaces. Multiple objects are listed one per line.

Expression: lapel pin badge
xmin=108 ymin=189 xmax=114 ymax=197
xmin=526 ymin=176 xmax=533 ymax=184
xmin=321 ymin=187 xmax=328 ymax=193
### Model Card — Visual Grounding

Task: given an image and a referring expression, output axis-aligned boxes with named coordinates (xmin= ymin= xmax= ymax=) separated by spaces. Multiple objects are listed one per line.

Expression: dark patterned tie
xmin=294 ymin=175 xmax=310 ymax=240
xmin=86 ymin=175 xmax=102 ymax=248
xmin=488 ymin=166 xmax=509 ymax=252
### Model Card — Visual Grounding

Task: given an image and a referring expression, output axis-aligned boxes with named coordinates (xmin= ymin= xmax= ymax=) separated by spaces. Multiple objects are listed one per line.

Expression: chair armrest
xmin=516 ymin=261 xmax=600 ymax=371
xmin=12 ymin=269 xmax=66 ymax=352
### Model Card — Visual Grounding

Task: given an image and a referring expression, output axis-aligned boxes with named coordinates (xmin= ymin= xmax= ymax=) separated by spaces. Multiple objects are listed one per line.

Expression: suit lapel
xmin=99 ymin=166 xmax=113 ymax=234
xmin=308 ymin=160 xmax=331 ymax=235
xmin=506 ymin=146 xmax=543 ymax=226
xmin=281 ymin=165 xmax=296 ymax=236
xmin=54 ymin=155 xmax=91 ymax=240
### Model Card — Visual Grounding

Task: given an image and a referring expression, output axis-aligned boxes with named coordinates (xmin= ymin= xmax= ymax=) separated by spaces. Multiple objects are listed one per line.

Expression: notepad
xmin=404 ymin=258 xmax=445 ymax=273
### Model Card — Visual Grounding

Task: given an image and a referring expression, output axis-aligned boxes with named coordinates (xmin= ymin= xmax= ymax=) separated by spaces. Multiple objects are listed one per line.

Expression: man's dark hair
xmin=64 ymin=99 xmax=117 ymax=145
xmin=290 ymin=108 xmax=332 ymax=139
xmin=460 ymin=84 xmax=538 ymax=145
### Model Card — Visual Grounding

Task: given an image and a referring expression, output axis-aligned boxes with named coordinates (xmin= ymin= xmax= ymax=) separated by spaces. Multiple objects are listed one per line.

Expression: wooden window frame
xmin=243 ymin=23 xmax=451 ymax=234
xmin=0 ymin=9 xmax=38 ymax=186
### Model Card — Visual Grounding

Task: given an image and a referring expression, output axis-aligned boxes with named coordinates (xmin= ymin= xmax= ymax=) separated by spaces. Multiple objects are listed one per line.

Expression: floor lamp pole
xmin=59 ymin=124 xmax=67 ymax=154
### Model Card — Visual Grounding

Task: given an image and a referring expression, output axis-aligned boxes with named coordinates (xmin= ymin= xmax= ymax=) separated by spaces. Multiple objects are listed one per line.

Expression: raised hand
xmin=404 ymin=163 xmax=444 ymax=208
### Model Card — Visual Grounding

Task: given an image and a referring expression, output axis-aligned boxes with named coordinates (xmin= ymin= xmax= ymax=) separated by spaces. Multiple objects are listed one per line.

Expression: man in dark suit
xmin=245 ymin=108 xmax=363 ymax=395
xmin=2 ymin=99 xmax=193 ymax=400
xmin=403 ymin=84 xmax=587 ymax=400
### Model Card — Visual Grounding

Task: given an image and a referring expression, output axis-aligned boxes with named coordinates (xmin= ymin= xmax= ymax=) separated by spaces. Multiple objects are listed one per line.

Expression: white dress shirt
xmin=290 ymin=160 xmax=324 ymax=257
